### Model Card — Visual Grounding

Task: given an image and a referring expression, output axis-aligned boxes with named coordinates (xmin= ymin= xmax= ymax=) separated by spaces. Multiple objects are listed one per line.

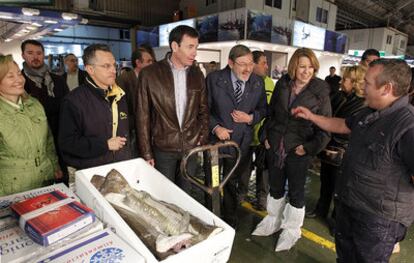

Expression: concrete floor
xmin=226 ymin=171 xmax=414 ymax=263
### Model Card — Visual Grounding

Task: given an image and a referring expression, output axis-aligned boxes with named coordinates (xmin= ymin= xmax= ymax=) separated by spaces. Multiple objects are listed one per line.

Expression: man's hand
xmin=108 ymin=136 xmax=127 ymax=151
xmin=147 ymin=159 xmax=155 ymax=167
xmin=264 ymin=139 xmax=271 ymax=150
xmin=291 ymin=106 xmax=314 ymax=121
xmin=215 ymin=126 xmax=233 ymax=140
xmin=295 ymin=145 xmax=306 ymax=156
xmin=54 ymin=170 xmax=63 ymax=180
xmin=231 ymin=110 xmax=252 ymax=124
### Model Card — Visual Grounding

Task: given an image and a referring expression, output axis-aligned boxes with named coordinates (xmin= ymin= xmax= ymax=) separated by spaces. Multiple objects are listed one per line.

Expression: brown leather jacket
xmin=136 ymin=58 xmax=209 ymax=160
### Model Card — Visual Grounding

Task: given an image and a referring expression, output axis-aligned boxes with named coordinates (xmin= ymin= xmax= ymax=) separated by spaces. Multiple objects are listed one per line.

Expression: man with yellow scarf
xmin=58 ymin=44 xmax=131 ymax=171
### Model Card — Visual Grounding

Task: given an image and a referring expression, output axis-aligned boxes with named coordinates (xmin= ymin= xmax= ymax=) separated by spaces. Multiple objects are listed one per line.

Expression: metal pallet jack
xmin=180 ymin=141 xmax=241 ymax=217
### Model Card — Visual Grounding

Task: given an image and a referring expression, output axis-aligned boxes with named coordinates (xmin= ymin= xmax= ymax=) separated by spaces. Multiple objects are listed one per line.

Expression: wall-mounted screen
xmin=292 ymin=21 xmax=325 ymax=50
xmin=197 ymin=15 xmax=218 ymax=43
xmin=218 ymin=8 xmax=246 ymax=41
xmin=159 ymin=19 xmax=195 ymax=47
xmin=137 ymin=26 xmax=159 ymax=48
xmin=324 ymin=30 xmax=347 ymax=54
xmin=247 ymin=10 xmax=272 ymax=42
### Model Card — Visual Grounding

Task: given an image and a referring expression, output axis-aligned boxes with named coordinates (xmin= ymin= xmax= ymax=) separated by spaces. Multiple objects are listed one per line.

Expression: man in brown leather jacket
xmin=136 ymin=25 xmax=209 ymax=193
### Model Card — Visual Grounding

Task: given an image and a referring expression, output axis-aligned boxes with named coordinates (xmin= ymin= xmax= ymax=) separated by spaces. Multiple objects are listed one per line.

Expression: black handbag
xmin=319 ymin=146 xmax=345 ymax=167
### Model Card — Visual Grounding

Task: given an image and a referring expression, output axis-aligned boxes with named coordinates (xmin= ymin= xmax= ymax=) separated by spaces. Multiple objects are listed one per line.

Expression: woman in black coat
xmin=252 ymin=48 xmax=331 ymax=252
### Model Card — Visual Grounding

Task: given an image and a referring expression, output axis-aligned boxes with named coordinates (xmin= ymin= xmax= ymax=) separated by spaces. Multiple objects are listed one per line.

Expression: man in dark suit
xmin=63 ymin=53 xmax=87 ymax=91
xmin=206 ymin=44 xmax=267 ymax=227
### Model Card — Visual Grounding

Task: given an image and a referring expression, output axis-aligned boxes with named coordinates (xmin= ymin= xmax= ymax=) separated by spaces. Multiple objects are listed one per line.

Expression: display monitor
xmin=324 ymin=30 xmax=347 ymax=54
xmin=292 ymin=21 xmax=325 ymax=50
xmin=159 ymin=19 xmax=195 ymax=47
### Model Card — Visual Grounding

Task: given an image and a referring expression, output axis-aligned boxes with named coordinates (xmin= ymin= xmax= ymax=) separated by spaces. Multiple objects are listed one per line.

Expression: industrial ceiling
xmin=335 ymin=0 xmax=414 ymax=44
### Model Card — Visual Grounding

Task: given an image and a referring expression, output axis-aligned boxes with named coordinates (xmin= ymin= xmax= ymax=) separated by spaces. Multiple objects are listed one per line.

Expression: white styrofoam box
xmin=35 ymin=228 xmax=145 ymax=263
xmin=75 ymin=158 xmax=235 ymax=263
xmin=0 ymin=183 xmax=77 ymax=219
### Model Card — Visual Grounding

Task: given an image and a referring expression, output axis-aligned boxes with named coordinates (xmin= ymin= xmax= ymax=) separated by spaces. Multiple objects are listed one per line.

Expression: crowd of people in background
xmin=2 ymin=24 xmax=414 ymax=263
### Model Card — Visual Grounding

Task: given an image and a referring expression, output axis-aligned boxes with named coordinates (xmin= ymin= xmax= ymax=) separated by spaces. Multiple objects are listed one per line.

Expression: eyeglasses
xmin=234 ymin=61 xmax=254 ymax=69
xmin=92 ymin=63 xmax=117 ymax=70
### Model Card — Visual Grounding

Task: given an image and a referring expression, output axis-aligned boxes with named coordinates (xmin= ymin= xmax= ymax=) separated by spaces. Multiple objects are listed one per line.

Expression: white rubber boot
xmin=252 ymin=195 xmax=286 ymax=236
xmin=275 ymin=203 xmax=305 ymax=252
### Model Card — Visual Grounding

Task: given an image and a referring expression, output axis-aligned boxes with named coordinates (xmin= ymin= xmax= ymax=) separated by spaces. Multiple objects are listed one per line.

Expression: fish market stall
xmin=75 ymin=158 xmax=236 ymax=263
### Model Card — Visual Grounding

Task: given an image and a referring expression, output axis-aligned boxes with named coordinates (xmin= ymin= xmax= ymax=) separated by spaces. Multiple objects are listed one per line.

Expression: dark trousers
xmin=222 ymin=152 xmax=250 ymax=223
xmin=238 ymin=145 xmax=269 ymax=202
xmin=153 ymin=149 xmax=197 ymax=194
xmin=268 ymin=151 xmax=311 ymax=208
xmin=315 ymin=161 xmax=340 ymax=218
xmin=335 ymin=201 xmax=406 ymax=263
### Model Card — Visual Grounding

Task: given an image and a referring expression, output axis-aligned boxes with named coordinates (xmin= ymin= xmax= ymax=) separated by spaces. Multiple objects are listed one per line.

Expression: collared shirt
xmin=0 ymin=96 xmax=23 ymax=110
xmin=66 ymin=69 xmax=79 ymax=91
xmin=168 ymin=57 xmax=188 ymax=128
xmin=231 ymin=70 xmax=246 ymax=94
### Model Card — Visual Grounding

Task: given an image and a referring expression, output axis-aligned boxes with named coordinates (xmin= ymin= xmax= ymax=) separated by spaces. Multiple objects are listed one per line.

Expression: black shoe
xmin=305 ymin=209 xmax=319 ymax=218
xmin=327 ymin=218 xmax=336 ymax=237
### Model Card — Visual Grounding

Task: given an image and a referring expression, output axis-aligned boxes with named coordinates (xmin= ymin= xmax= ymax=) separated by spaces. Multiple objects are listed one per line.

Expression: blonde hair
xmin=288 ymin=48 xmax=320 ymax=80
xmin=0 ymin=54 xmax=16 ymax=83
xmin=342 ymin=66 xmax=366 ymax=97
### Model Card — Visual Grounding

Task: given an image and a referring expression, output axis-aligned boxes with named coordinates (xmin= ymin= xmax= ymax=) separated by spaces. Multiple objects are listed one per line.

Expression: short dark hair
xmin=229 ymin=45 xmax=251 ymax=62
xmin=64 ymin=53 xmax=75 ymax=59
xmin=168 ymin=25 xmax=199 ymax=49
xmin=82 ymin=44 xmax=112 ymax=65
xmin=252 ymin=51 xmax=265 ymax=64
xmin=131 ymin=48 xmax=146 ymax=68
xmin=370 ymin=58 xmax=412 ymax=97
xmin=21 ymin=39 xmax=44 ymax=52
xmin=329 ymin=66 xmax=336 ymax=70
xmin=139 ymin=43 xmax=156 ymax=62
xmin=361 ymin=49 xmax=380 ymax=61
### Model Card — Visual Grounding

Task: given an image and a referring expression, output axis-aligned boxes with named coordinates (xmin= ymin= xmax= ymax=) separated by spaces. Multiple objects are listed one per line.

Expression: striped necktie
xmin=234 ymin=80 xmax=243 ymax=104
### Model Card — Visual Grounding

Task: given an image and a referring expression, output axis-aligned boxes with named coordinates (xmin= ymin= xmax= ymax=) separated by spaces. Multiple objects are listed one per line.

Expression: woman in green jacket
xmin=0 ymin=54 xmax=62 ymax=196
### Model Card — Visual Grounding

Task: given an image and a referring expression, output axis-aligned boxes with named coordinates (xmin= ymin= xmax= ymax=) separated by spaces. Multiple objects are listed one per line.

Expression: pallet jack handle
xmin=180 ymin=140 xmax=241 ymax=216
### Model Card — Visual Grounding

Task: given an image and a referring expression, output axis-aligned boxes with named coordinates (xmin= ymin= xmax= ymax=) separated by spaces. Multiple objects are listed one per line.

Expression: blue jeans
xmin=335 ymin=201 xmax=406 ymax=263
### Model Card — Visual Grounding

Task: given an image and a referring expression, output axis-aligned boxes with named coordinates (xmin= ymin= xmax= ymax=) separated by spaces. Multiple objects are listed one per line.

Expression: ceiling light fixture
xmin=0 ymin=14 xmax=13 ymax=20
xmin=44 ymin=20 xmax=58 ymax=24
xmin=54 ymin=28 xmax=64 ymax=32
xmin=22 ymin=8 xmax=40 ymax=16
xmin=62 ymin=12 xmax=78 ymax=20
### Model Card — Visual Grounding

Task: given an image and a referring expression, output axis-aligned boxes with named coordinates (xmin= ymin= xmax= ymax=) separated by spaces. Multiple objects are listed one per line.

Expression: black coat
xmin=58 ymin=77 xmax=131 ymax=169
xmin=23 ymin=71 xmax=69 ymax=140
xmin=264 ymin=74 xmax=331 ymax=156
xmin=206 ymin=67 xmax=267 ymax=154
xmin=62 ymin=69 xmax=87 ymax=88
xmin=329 ymin=91 xmax=365 ymax=147
xmin=338 ymin=96 xmax=414 ymax=226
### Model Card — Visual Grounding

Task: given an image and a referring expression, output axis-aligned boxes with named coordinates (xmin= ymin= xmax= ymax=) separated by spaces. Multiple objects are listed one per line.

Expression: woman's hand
xmin=295 ymin=145 xmax=306 ymax=156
